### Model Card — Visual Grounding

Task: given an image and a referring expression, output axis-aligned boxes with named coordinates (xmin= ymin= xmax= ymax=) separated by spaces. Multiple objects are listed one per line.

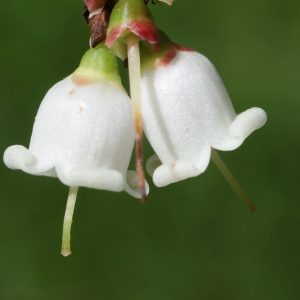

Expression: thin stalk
xmin=127 ymin=34 xmax=147 ymax=202
xmin=210 ymin=149 xmax=256 ymax=213
xmin=61 ymin=186 xmax=79 ymax=256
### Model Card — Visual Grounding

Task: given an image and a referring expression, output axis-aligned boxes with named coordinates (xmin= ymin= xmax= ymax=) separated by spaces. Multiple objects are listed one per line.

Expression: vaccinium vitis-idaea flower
xmin=4 ymin=43 xmax=146 ymax=198
xmin=140 ymin=32 xmax=267 ymax=187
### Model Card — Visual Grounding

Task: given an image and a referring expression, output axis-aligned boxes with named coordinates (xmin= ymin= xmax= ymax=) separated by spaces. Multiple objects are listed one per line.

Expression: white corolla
xmin=141 ymin=32 xmax=267 ymax=187
xmin=4 ymin=44 xmax=146 ymax=198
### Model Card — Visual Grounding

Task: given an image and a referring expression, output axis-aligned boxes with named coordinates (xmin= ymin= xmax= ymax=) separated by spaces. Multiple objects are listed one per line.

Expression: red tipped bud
xmin=84 ymin=0 xmax=108 ymax=12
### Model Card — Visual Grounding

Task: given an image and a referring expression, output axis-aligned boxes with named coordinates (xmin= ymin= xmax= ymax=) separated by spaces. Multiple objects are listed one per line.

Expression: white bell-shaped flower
xmin=140 ymin=32 xmax=267 ymax=187
xmin=4 ymin=44 xmax=145 ymax=198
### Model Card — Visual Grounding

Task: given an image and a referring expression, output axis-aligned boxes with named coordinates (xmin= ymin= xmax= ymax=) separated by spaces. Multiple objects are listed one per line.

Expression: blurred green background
xmin=1 ymin=0 xmax=299 ymax=299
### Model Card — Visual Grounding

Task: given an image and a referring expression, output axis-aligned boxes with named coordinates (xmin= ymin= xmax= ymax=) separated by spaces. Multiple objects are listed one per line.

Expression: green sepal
xmin=106 ymin=0 xmax=159 ymax=60
xmin=72 ymin=43 xmax=122 ymax=88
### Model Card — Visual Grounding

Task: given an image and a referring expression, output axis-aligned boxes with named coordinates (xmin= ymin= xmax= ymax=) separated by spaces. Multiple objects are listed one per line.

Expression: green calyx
xmin=71 ymin=43 xmax=122 ymax=87
xmin=106 ymin=0 xmax=159 ymax=59
xmin=140 ymin=30 xmax=176 ymax=73
xmin=108 ymin=0 xmax=154 ymax=28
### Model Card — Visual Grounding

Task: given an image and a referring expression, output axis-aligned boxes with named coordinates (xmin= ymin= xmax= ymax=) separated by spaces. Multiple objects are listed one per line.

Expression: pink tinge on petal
xmin=154 ymin=45 xmax=195 ymax=69
xmin=71 ymin=74 xmax=96 ymax=86
xmin=106 ymin=20 xmax=159 ymax=48
xmin=175 ymin=44 xmax=194 ymax=52
xmin=155 ymin=48 xmax=177 ymax=68
xmin=85 ymin=0 xmax=106 ymax=12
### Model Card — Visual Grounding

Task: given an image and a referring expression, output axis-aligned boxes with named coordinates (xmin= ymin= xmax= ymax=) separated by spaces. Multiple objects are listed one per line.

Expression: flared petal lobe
xmin=4 ymin=76 xmax=135 ymax=193
xmin=4 ymin=45 xmax=148 ymax=198
xmin=141 ymin=46 xmax=267 ymax=187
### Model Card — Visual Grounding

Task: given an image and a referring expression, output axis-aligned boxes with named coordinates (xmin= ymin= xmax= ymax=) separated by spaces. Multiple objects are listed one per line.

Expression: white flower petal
xmin=124 ymin=170 xmax=150 ymax=198
xmin=145 ymin=154 xmax=161 ymax=177
xmin=4 ymin=76 xmax=140 ymax=195
xmin=141 ymin=50 xmax=267 ymax=187
xmin=229 ymin=107 xmax=267 ymax=141
xmin=57 ymin=166 xmax=124 ymax=192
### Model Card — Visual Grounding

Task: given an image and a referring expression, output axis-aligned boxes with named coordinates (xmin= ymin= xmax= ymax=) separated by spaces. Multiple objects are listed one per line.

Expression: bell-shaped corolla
xmin=4 ymin=44 xmax=146 ymax=198
xmin=140 ymin=32 xmax=267 ymax=187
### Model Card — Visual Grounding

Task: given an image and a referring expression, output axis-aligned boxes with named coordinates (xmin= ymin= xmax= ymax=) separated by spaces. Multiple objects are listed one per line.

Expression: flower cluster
xmin=4 ymin=0 xmax=267 ymax=256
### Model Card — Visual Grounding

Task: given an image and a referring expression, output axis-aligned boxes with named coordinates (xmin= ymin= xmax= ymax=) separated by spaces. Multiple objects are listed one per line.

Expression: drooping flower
xmin=140 ymin=32 xmax=267 ymax=188
xmin=3 ymin=43 xmax=145 ymax=198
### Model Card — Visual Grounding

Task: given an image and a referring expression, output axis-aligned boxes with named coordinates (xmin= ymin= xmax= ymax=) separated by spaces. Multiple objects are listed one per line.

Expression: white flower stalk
xmin=127 ymin=34 xmax=148 ymax=202
xmin=210 ymin=149 xmax=256 ymax=212
xmin=3 ymin=44 xmax=149 ymax=255
xmin=106 ymin=0 xmax=161 ymax=201
xmin=61 ymin=186 xmax=78 ymax=257
xmin=141 ymin=32 xmax=266 ymax=209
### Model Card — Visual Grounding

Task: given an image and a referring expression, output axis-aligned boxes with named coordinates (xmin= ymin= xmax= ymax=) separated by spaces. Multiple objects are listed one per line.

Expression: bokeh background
xmin=1 ymin=0 xmax=299 ymax=299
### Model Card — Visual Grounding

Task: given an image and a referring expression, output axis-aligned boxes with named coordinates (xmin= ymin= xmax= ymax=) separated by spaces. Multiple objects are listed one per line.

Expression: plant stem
xmin=210 ymin=149 xmax=256 ymax=213
xmin=61 ymin=186 xmax=79 ymax=256
xmin=127 ymin=34 xmax=147 ymax=202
